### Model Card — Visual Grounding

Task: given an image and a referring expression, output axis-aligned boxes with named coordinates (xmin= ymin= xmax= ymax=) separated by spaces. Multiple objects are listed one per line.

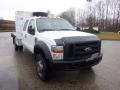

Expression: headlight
xmin=51 ymin=46 xmax=64 ymax=60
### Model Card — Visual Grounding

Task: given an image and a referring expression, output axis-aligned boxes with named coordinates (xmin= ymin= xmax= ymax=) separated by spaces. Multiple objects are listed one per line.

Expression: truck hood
xmin=39 ymin=31 xmax=96 ymax=40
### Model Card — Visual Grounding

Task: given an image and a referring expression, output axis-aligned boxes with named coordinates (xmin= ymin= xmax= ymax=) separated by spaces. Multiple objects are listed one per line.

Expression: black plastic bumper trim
xmin=49 ymin=53 xmax=102 ymax=71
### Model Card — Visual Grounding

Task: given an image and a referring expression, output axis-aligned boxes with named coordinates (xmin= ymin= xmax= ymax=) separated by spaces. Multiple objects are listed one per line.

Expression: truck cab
xmin=11 ymin=11 xmax=102 ymax=81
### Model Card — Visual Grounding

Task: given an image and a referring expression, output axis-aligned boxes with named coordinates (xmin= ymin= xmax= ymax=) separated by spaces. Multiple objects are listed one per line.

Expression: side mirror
xmin=76 ymin=27 xmax=81 ymax=31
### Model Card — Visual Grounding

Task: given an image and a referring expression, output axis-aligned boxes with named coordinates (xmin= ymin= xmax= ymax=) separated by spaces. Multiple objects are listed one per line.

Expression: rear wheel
xmin=14 ymin=44 xmax=23 ymax=51
xmin=36 ymin=53 xmax=50 ymax=81
xmin=13 ymin=38 xmax=23 ymax=51
xmin=19 ymin=46 xmax=23 ymax=51
xmin=15 ymin=44 xmax=19 ymax=51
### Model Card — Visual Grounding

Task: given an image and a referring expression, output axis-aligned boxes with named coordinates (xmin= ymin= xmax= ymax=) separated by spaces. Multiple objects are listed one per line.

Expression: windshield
xmin=36 ymin=18 xmax=75 ymax=32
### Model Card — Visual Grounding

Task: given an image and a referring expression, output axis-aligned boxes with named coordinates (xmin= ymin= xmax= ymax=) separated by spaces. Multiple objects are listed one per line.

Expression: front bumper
xmin=49 ymin=53 xmax=102 ymax=70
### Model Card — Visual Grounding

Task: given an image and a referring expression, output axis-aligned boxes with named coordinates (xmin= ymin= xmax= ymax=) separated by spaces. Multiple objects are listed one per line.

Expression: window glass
xmin=27 ymin=19 xmax=35 ymax=35
xmin=36 ymin=18 xmax=75 ymax=32
xmin=23 ymin=20 xmax=28 ymax=31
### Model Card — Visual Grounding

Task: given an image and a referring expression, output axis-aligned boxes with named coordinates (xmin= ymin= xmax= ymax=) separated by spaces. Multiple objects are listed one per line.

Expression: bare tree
xmin=59 ymin=0 xmax=120 ymax=32
xmin=59 ymin=8 xmax=76 ymax=26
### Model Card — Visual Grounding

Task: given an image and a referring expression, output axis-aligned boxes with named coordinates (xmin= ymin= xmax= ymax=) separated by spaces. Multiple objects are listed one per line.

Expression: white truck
xmin=11 ymin=11 xmax=102 ymax=81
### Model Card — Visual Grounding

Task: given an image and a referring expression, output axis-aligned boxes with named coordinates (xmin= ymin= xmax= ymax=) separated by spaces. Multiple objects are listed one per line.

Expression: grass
xmin=96 ymin=32 xmax=120 ymax=40
xmin=0 ymin=29 xmax=14 ymax=32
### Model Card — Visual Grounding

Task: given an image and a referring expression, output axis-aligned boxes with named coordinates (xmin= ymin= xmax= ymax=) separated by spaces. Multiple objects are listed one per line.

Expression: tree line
xmin=59 ymin=0 xmax=120 ymax=32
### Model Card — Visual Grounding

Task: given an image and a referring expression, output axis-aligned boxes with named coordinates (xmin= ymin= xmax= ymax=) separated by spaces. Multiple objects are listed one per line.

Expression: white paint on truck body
xmin=14 ymin=11 xmax=96 ymax=55
xmin=15 ymin=11 xmax=32 ymax=39
xmin=38 ymin=31 xmax=95 ymax=40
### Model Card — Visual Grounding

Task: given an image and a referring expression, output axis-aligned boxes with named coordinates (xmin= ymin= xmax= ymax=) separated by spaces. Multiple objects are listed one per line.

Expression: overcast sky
xmin=0 ymin=0 xmax=100 ymax=20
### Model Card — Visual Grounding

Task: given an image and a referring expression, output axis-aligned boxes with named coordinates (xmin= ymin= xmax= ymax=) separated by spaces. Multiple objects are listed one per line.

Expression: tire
xmin=36 ymin=53 xmax=49 ymax=81
xmin=19 ymin=46 xmax=23 ymax=51
xmin=13 ymin=38 xmax=23 ymax=52
xmin=83 ymin=66 xmax=92 ymax=70
xmin=15 ymin=44 xmax=19 ymax=51
xmin=14 ymin=44 xmax=23 ymax=52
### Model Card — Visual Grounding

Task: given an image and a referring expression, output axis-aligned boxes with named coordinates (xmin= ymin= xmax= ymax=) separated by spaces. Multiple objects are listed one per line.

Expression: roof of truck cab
xmin=26 ymin=17 xmax=62 ymax=20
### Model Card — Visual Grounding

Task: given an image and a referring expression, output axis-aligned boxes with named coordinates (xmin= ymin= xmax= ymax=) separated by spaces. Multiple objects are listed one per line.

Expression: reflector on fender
xmin=52 ymin=50 xmax=63 ymax=53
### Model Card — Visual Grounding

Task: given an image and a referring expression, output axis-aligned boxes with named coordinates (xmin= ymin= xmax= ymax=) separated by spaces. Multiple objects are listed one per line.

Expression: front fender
xmin=34 ymin=40 xmax=52 ymax=60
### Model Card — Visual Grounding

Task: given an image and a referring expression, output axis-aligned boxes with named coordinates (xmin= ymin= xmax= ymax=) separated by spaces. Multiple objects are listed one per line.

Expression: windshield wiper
xmin=38 ymin=29 xmax=75 ymax=32
xmin=59 ymin=29 xmax=75 ymax=31
xmin=38 ymin=29 xmax=54 ymax=32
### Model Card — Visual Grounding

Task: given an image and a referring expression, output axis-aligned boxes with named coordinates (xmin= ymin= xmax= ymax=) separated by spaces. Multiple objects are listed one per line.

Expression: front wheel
xmin=36 ymin=53 xmax=49 ymax=81
xmin=83 ymin=66 xmax=92 ymax=70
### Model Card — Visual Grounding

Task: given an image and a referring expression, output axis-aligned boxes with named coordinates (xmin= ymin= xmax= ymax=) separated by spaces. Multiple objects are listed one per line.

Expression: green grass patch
xmin=0 ymin=29 xmax=14 ymax=32
xmin=96 ymin=32 xmax=120 ymax=40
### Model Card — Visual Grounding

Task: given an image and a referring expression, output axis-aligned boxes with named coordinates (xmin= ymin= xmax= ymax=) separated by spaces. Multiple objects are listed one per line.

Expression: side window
xmin=23 ymin=20 xmax=28 ymax=31
xmin=27 ymin=19 xmax=35 ymax=35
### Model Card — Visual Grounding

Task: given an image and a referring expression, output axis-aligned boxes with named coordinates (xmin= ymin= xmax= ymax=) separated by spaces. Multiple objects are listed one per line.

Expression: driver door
xmin=23 ymin=19 xmax=36 ymax=53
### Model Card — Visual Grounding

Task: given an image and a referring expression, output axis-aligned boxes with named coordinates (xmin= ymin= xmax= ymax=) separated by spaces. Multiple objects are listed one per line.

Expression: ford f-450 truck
xmin=11 ymin=11 xmax=102 ymax=81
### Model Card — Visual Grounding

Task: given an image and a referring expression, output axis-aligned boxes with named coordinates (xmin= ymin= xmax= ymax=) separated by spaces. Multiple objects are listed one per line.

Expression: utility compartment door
xmin=15 ymin=11 xmax=32 ymax=39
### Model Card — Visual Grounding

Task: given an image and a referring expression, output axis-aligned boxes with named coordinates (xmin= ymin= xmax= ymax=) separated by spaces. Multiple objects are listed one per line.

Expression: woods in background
xmin=60 ymin=0 xmax=120 ymax=32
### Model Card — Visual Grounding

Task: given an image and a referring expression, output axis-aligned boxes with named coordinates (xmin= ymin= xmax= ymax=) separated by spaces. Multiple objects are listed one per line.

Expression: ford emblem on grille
xmin=85 ymin=47 xmax=92 ymax=52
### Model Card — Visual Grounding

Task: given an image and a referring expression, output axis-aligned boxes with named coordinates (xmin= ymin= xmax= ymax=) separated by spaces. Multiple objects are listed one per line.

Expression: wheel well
xmin=34 ymin=46 xmax=46 ymax=61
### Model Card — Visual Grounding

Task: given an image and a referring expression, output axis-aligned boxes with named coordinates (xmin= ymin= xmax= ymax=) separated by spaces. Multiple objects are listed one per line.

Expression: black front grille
xmin=64 ymin=41 xmax=101 ymax=60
